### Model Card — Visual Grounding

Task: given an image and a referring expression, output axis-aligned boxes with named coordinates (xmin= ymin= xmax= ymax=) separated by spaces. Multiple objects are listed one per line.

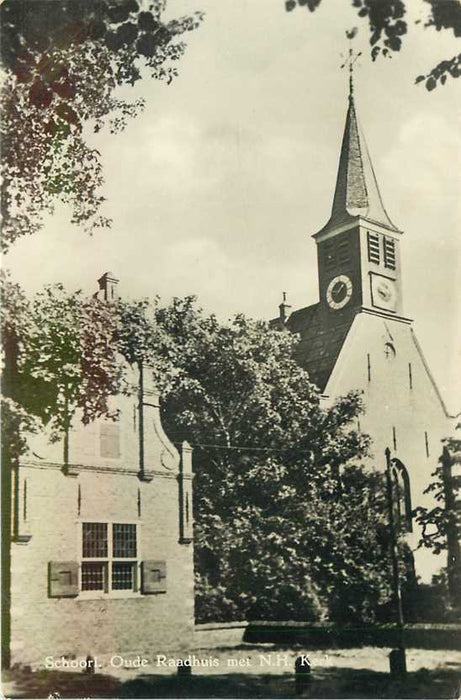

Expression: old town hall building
xmin=272 ymin=84 xmax=451 ymax=579
xmin=8 ymin=275 xmax=195 ymax=667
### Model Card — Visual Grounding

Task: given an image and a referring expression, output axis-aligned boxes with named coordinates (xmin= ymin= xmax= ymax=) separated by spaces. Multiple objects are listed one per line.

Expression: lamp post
xmin=384 ymin=447 xmax=407 ymax=676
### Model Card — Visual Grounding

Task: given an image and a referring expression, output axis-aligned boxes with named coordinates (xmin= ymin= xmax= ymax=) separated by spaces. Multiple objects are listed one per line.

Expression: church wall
xmin=323 ymin=312 xmax=449 ymax=581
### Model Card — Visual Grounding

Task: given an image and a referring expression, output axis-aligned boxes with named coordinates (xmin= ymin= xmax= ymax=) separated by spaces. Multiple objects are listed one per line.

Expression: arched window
xmin=390 ymin=457 xmax=412 ymax=533
xmin=384 ymin=342 xmax=396 ymax=360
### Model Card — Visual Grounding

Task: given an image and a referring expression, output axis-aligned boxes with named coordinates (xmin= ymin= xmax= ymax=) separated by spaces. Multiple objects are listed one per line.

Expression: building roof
xmin=315 ymin=91 xmax=399 ymax=237
xmin=285 ymin=303 xmax=354 ymax=392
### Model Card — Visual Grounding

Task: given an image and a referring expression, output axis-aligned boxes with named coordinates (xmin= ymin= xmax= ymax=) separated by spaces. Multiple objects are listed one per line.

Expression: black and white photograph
xmin=1 ymin=0 xmax=461 ymax=698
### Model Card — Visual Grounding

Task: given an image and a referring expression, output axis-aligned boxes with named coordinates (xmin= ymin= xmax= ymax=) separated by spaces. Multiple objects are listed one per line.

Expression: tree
xmin=1 ymin=274 xmax=125 ymax=460
xmin=414 ymin=430 xmax=461 ymax=611
xmin=0 ymin=0 xmax=203 ymax=251
xmin=2 ymin=283 xmax=406 ymax=626
xmin=285 ymin=0 xmax=461 ymax=90
xmin=146 ymin=297 xmax=405 ymax=623
xmin=1 ymin=277 xmax=419 ymax=654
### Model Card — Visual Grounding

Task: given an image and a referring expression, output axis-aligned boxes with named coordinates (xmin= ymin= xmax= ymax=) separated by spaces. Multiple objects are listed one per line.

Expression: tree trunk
xmin=441 ymin=447 xmax=461 ymax=608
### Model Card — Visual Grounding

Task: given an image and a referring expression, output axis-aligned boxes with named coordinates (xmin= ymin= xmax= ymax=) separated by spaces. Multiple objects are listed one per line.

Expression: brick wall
xmin=10 ymin=366 xmax=195 ymax=666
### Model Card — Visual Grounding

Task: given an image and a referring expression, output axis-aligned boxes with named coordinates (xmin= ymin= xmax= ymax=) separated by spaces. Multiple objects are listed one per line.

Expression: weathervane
xmin=340 ymin=27 xmax=362 ymax=97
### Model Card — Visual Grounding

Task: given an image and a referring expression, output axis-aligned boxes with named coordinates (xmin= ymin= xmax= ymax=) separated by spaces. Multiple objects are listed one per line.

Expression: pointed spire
xmin=316 ymin=80 xmax=399 ymax=236
xmin=334 ymin=90 xmax=397 ymax=230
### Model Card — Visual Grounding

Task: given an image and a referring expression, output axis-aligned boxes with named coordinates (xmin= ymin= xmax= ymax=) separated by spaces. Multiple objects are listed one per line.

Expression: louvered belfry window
xmin=324 ymin=240 xmax=335 ymax=270
xmin=337 ymin=238 xmax=350 ymax=265
xmin=323 ymin=236 xmax=350 ymax=270
xmin=367 ymin=232 xmax=380 ymax=264
xmin=384 ymin=236 xmax=396 ymax=270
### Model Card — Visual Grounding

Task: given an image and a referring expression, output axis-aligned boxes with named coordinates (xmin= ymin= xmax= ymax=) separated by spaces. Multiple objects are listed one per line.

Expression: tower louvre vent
xmin=367 ymin=232 xmax=380 ymax=264
xmin=384 ymin=237 xmax=396 ymax=270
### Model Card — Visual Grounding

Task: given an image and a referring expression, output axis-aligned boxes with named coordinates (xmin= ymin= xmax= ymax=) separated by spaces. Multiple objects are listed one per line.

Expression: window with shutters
xmin=100 ymin=422 xmax=121 ymax=458
xmin=384 ymin=236 xmax=396 ymax=270
xmin=367 ymin=232 xmax=380 ymax=264
xmin=81 ymin=522 xmax=138 ymax=595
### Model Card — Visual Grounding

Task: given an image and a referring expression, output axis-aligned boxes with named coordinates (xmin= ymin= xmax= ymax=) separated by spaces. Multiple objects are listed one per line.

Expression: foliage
xmin=403 ymin=574 xmax=453 ymax=623
xmin=0 ymin=0 xmax=203 ymax=251
xmin=145 ymin=297 xmax=402 ymax=623
xmin=2 ymin=281 xmax=405 ymax=622
xmin=414 ymin=436 xmax=461 ymax=555
xmin=285 ymin=0 xmax=461 ymax=90
xmin=1 ymin=273 xmax=123 ymax=450
xmin=413 ymin=428 xmax=461 ymax=614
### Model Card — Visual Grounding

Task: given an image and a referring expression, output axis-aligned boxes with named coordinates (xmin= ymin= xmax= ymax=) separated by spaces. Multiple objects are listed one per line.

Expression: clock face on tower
xmin=326 ymin=275 xmax=353 ymax=310
xmin=370 ymin=273 xmax=397 ymax=312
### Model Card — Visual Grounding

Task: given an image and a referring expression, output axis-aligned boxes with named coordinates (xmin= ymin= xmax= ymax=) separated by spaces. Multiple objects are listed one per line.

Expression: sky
xmin=5 ymin=0 xmax=461 ymax=413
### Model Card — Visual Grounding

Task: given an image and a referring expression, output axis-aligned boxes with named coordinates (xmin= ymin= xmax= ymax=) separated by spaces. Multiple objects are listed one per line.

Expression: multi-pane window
xmin=112 ymin=524 xmax=137 ymax=558
xmin=81 ymin=522 xmax=138 ymax=594
xmin=384 ymin=237 xmax=396 ymax=270
xmin=83 ymin=522 xmax=108 ymax=558
xmin=367 ymin=232 xmax=380 ymax=264
xmin=81 ymin=562 xmax=105 ymax=591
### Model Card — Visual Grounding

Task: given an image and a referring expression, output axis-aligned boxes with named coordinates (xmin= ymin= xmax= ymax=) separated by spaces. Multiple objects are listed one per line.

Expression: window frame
xmin=78 ymin=520 xmax=141 ymax=599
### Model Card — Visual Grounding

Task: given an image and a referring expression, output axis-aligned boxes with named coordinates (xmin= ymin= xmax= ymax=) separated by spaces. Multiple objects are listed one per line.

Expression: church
xmin=271 ymin=80 xmax=452 ymax=581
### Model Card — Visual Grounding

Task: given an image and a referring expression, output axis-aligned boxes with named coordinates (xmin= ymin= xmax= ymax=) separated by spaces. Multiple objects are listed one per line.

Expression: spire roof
xmin=316 ymin=90 xmax=399 ymax=236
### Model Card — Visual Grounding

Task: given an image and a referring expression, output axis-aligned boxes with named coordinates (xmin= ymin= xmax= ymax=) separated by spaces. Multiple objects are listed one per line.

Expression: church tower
xmin=315 ymin=82 xmax=403 ymax=321
xmin=275 ymin=80 xmax=451 ymax=580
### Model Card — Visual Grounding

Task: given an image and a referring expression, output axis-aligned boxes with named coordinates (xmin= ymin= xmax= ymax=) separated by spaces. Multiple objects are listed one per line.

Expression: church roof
xmin=284 ymin=303 xmax=353 ymax=392
xmin=315 ymin=90 xmax=399 ymax=237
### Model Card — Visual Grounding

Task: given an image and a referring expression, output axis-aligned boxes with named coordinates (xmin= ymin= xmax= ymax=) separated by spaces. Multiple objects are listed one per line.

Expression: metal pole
xmin=385 ymin=447 xmax=406 ymax=674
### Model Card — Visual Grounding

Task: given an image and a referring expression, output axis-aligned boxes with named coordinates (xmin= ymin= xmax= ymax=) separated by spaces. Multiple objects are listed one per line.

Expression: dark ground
xmin=2 ymin=662 xmax=460 ymax=699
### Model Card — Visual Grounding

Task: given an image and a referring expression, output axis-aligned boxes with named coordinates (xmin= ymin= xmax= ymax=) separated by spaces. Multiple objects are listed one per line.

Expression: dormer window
xmin=384 ymin=237 xmax=396 ymax=270
xmin=367 ymin=232 xmax=380 ymax=264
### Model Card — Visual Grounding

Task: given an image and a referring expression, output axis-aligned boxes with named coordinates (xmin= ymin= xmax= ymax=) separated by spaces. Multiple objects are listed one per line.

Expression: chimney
xmin=279 ymin=292 xmax=291 ymax=324
xmin=95 ymin=272 xmax=119 ymax=301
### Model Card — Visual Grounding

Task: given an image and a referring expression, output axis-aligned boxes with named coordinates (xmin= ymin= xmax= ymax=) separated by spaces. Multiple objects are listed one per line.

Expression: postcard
xmin=1 ymin=1 xmax=460 ymax=698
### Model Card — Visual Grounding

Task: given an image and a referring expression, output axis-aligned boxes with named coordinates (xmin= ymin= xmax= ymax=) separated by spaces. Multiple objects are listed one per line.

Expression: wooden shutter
xmin=48 ymin=561 xmax=79 ymax=598
xmin=141 ymin=560 xmax=167 ymax=594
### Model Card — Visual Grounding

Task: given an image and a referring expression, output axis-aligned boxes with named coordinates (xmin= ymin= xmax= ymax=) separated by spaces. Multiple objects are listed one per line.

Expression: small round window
xmin=384 ymin=342 xmax=396 ymax=360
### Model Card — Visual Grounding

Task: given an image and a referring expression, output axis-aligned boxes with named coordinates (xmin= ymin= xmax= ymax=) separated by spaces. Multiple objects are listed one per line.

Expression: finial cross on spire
xmin=340 ymin=28 xmax=362 ymax=98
